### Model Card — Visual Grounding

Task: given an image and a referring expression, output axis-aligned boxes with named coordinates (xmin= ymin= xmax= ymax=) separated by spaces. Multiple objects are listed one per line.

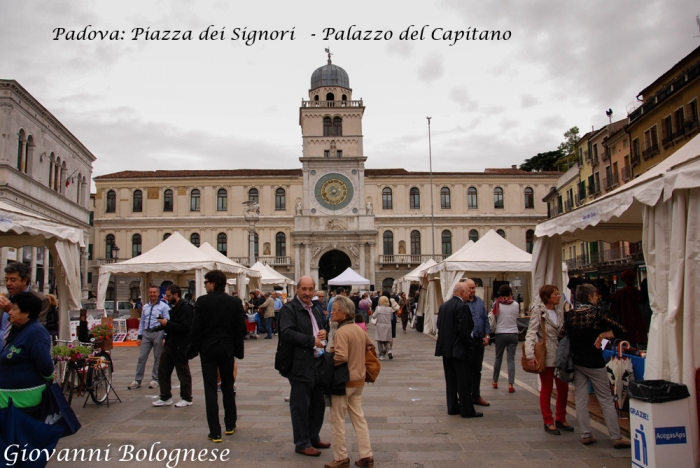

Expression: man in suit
xmin=278 ymin=276 xmax=330 ymax=457
xmin=189 ymin=270 xmax=247 ymax=442
xmin=435 ymin=282 xmax=481 ymax=418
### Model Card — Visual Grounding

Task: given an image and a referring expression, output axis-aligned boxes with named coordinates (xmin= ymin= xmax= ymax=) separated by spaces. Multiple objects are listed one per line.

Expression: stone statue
xmin=295 ymin=201 xmax=302 ymax=215
xmin=242 ymin=200 xmax=260 ymax=219
xmin=349 ymin=245 xmax=359 ymax=258
xmin=366 ymin=200 xmax=373 ymax=214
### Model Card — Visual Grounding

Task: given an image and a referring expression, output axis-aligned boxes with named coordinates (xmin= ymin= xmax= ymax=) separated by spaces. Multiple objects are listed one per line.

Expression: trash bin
xmin=415 ymin=315 xmax=424 ymax=333
xmin=628 ymin=380 xmax=694 ymax=468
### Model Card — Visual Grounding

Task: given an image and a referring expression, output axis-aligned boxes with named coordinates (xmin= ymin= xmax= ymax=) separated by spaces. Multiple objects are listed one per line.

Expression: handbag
xmin=370 ymin=315 xmax=378 ymax=325
xmin=521 ymin=317 xmax=547 ymax=374
xmin=40 ymin=383 xmax=81 ymax=437
xmin=365 ymin=343 xmax=381 ymax=383
xmin=488 ymin=310 xmax=497 ymax=334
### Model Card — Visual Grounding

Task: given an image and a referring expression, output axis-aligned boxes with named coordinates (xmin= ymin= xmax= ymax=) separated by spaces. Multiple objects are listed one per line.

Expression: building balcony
xmin=566 ymin=242 xmax=644 ymax=272
xmin=96 ymin=258 xmax=129 ymax=266
xmin=685 ymin=119 xmax=700 ymax=135
xmin=603 ymin=172 xmax=619 ymax=191
xmin=301 ymin=99 xmax=364 ymax=108
xmin=621 ymin=165 xmax=632 ymax=182
xmin=258 ymin=256 xmax=292 ymax=266
xmin=229 ymin=257 xmax=250 ymax=266
xmin=379 ymin=254 xmax=444 ymax=265
xmin=631 ymin=149 xmax=641 ymax=167
xmin=642 ymin=144 xmax=659 ymax=160
xmin=601 ymin=148 xmax=610 ymax=161
xmin=591 ymin=154 xmax=599 ymax=168
xmin=565 ymin=199 xmax=573 ymax=211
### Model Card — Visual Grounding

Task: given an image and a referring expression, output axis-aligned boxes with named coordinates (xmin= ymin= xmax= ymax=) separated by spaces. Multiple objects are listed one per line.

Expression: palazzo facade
xmin=90 ymin=59 xmax=559 ymax=296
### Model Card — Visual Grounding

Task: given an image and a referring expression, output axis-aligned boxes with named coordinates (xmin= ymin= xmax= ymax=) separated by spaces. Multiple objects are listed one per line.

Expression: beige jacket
xmin=332 ymin=320 xmax=373 ymax=387
xmin=259 ymin=297 xmax=275 ymax=318
xmin=524 ymin=303 xmax=564 ymax=368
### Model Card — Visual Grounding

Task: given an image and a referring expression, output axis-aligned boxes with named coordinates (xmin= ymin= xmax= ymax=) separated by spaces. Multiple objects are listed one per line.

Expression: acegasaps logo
xmin=655 ymin=426 xmax=687 ymax=445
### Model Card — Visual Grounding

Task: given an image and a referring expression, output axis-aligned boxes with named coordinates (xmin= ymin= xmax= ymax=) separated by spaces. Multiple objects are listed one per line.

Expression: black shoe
xmin=225 ymin=427 xmax=235 ymax=435
xmin=462 ymin=412 xmax=483 ymax=418
xmin=544 ymin=424 xmax=561 ymax=435
xmin=555 ymin=421 xmax=574 ymax=432
xmin=208 ymin=434 xmax=223 ymax=443
xmin=264 ymin=336 xmax=272 ymax=339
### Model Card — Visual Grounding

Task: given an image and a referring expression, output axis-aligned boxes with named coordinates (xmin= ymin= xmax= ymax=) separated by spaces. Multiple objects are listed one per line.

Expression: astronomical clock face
xmin=312 ymin=171 xmax=355 ymax=214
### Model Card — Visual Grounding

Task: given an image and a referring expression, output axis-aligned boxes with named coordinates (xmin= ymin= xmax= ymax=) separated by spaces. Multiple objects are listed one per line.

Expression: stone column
xmin=43 ymin=248 xmax=50 ymax=294
xmin=359 ymin=242 xmax=366 ymax=279
xmin=30 ymin=247 xmax=37 ymax=290
xmin=369 ymin=243 xmax=376 ymax=289
xmin=81 ymin=246 xmax=88 ymax=298
xmin=304 ymin=244 xmax=311 ymax=277
xmin=248 ymin=223 xmax=256 ymax=267
xmin=0 ymin=248 xmax=7 ymax=293
xmin=294 ymin=243 xmax=301 ymax=282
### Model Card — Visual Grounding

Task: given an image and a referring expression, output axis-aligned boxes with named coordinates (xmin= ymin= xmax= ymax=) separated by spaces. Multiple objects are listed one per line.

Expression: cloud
xmin=450 ymin=86 xmax=479 ymax=111
xmin=416 ymin=54 xmax=445 ymax=84
xmin=521 ymin=94 xmax=539 ymax=108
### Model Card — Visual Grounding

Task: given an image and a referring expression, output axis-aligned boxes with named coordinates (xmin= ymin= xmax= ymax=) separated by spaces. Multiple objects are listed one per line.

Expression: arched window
xmin=163 ymin=233 xmax=171 ymax=240
xmin=190 ymin=233 xmax=200 ymax=247
xmin=524 ymin=187 xmax=534 ymax=209
xmin=217 ymin=233 xmax=227 ymax=256
xmin=494 ymin=187 xmax=504 ymax=209
xmin=526 ymin=229 xmax=535 ymax=254
xmin=106 ymin=190 xmax=116 ymax=213
xmin=382 ymin=187 xmax=393 ymax=209
xmin=497 ymin=229 xmax=506 ymax=238
xmin=105 ymin=234 xmax=115 ymax=259
xmin=323 ymin=117 xmax=332 ymax=136
xmin=440 ymin=187 xmax=451 ymax=209
xmin=132 ymin=190 xmax=143 ymax=212
xmin=442 ymin=230 xmax=452 ymax=256
xmin=276 ymin=232 xmax=286 ymax=257
xmin=382 ymin=278 xmax=394 ymax=292
xmin=163 ymin=189 xmax=173 ymax=212
xmin=326 ymin=92 xmax=335 ymax=102
xmin=190 ymin=189 xmax=200 ymax=211
xmin=275 ymin=188 xmax=286 ymax=210
xmin=16 ymin=129 xmax=25 ymax=172
xmin=132 ymin=233 xmax=142 ymax=258
xmin=468 ymin=187 xmax=478 ymax=209
xmin=217 ymin=189 xmax=227 ymax=211
xmin=469 ymin=229 xmax=479 ymax=242
xmin=410 ymin=230 xmax=421 ymax=255
xmin=333 ymin=117 xmax=342 ymax=136
xmin=383 ymin=231 xmax=394 ymax=256
xmin=409 ymin=187 xmax=420 ymax=209
xmin=248 ymin=188 xmax=259 ymax=203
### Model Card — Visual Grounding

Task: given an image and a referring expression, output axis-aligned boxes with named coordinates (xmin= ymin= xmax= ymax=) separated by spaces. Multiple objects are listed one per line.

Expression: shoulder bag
xmin=364 ymin=343 xmax=381 ymax=383
xmin=521 ymin=317 xmax=546 ymax=374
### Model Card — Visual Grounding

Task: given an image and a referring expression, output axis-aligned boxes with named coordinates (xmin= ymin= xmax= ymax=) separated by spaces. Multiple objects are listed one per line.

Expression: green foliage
xmin=520 ymin=150 xmax=563 ymax=172
xmin=520 ymin=126 xmax=581 ymax=172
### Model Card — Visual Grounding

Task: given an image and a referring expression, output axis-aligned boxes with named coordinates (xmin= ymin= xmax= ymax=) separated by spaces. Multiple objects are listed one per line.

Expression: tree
xmin=555 ymin=126 xmax=581 ymax=169
xmin=519 ymin=150 xmax=563 ymax=172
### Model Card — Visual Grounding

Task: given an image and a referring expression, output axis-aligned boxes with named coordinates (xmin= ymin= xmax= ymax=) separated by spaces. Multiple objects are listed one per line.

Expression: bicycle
xmin=56 ymin=340 xmax=116 ymax=406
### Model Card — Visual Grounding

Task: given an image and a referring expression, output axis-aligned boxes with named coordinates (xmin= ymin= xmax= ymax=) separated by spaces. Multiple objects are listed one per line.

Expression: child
xmin=355 ymin=313 xmax=367 ymax=333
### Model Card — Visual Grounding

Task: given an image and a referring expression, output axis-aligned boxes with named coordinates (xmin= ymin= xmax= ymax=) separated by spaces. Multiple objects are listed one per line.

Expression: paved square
xmin=51 ymin=327 xmax=632 ymax=467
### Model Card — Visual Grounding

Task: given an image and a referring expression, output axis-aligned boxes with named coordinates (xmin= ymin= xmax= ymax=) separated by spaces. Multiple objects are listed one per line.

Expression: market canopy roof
xmin=199 ymin=242 xmax=261 ymax=277
xmin=425 ymin=240 xmax=474 ymax=275
xmin=228 ymin=260 xmax=292 ymax=287
xmin=435 ymin=230 xmax=531 ymax=272
xmin=327 ymin=267 xmax=370 ymax=286
xmin=400 ymin=258 xmax=437 ymax=283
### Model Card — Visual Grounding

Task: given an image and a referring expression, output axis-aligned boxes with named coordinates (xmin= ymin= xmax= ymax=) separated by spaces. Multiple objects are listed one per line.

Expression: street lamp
xmin=427 ymin=117 xmax=435 ymax=258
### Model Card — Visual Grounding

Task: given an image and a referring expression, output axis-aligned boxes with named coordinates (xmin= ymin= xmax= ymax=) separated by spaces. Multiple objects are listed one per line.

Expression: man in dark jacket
xmin=278 ymin=276 xmax=330 ymax=457
xmin=435 ymin=282 xmax=481 ymax=418
xmin=189 ymin=270 xmax=247 ymax=443
xmin=153 ymin=285 xmax=194 ymax=408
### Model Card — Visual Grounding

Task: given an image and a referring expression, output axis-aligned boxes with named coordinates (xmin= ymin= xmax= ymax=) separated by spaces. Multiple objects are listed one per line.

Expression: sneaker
xmin=388 ymin=352 xmax=393 ymax=360
xmin=175 ymin=399 xmax=193 ymax=407
xmin=149 ymin=380 xmax=158 ymax=389
xmin=128 ymin=380 xmax=141 ymax=390
xmin=208 ymin=434 xmax=223 ymax=443
xmin=379 ymin=355 xmax=384 ymax=360
xmin=152 ymin=398 xmax=173 ymax=407
xmin=225 ymin=427 xmax=235 ymax=435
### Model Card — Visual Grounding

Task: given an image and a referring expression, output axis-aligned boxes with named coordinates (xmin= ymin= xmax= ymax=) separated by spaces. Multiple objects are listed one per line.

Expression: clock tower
xmin=293 ymin=52 xmax=377 ymax=289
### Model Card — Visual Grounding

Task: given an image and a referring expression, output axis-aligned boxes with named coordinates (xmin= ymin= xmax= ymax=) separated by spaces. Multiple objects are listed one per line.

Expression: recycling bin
xmin=628 ymin=380 xmax=694 ymax=468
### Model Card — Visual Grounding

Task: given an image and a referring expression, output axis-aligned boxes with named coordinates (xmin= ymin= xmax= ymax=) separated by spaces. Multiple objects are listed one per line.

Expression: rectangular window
xmin=324 ymin=150 xmax=330 ymax=158
xmin=88 ymin=244 xmax=93 ymax=260
xmin=89 ymin=211 xmax=94 ymax=226
xmin=594 ymin=172 xmax=601 ymax=194
xmin=336 ymin=150 xmax=342 ymax=158
xmin=623 ymin=139 xmax=629 ymax=148
xmin=87 ymin=272 xmax=92 ymax=284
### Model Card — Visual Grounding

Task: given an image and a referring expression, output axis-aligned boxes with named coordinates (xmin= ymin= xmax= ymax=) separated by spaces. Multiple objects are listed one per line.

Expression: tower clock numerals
xmin=320 ymin=178 xmax=348 ymax=205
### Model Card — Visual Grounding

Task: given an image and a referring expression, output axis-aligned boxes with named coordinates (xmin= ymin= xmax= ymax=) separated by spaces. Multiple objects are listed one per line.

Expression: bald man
xmin=278 ymin=276 xmax=330 ymax=457
xmin=435 ymin=282 xmax=481 ymax=417
xmin=464 ymin=279 xmax=491 ymax=407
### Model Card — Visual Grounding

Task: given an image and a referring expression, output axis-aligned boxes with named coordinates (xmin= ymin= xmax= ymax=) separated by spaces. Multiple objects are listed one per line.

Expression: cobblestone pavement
xmin=49 ymin=326 xmax=632 ymax=468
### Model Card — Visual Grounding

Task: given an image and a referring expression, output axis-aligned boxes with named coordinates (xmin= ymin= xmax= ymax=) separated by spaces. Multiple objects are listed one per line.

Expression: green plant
xmin=90 ymin=322 xmax=114 ymax=340
xmin=51 ymin=343 xmax=94 ymax=361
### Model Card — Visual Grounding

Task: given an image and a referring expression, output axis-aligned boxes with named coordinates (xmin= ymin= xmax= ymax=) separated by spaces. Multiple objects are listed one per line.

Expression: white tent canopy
xmin=97 ymin=233 xmax=259 ymax=307
xmin=532 ymin=133 xmax=700 ymax=464
xmin=199 ymin=242 xmax=262 ymax=294
xmin=396 ymin=258 xmax=437 ymax=294
xmin=228 ymin=260 xmax=292 ymax=288
xmin=0 ymin=201 xmax=83 ymax=340
xmin=327 ymin=267 xmax=370 ymax=287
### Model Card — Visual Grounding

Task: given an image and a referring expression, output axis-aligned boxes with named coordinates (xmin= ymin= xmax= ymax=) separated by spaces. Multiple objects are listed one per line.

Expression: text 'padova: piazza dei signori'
xmin=91 ymin=55 xmax=560 ymax=294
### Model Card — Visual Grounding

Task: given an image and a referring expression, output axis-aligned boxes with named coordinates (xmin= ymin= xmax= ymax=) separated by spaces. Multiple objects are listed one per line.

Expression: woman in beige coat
xmin=525 ymin=285 xmax=573 ymax=436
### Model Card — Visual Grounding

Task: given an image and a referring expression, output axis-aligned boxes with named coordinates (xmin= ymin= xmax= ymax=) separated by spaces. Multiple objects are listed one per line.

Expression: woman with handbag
xmin=565 ymin=284 xmax=630 ymax=449
xmin=326 ymin=295 xmax=374 ymax=468
xmin=373 ymin=296 xmax=393 ymax=360
xmin=524 ymin=285 xmax=572 ymax=435
xmin=490 ymin=285 xmax=519 ymax=393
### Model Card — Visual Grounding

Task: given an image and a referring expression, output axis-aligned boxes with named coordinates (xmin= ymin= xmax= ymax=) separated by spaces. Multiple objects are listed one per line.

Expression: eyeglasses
xmin=204 ymin=281 xmax=211 ymax=285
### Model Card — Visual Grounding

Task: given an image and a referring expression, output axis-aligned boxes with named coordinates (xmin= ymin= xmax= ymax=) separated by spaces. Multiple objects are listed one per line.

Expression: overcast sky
xmin=1 ymin=1 xmax=698 ymax=188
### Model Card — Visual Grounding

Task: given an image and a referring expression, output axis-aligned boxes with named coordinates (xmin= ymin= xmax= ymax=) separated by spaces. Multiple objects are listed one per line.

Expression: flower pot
xmin=98 ymin=337 xmax=114 ymax=351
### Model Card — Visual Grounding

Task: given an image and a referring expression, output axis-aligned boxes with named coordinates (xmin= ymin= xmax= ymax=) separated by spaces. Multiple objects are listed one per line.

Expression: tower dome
xmin=310 ymin=55 xmax=350 ymax=89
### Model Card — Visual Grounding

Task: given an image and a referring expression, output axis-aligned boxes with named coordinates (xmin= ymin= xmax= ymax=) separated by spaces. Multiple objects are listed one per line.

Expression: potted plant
xmin=90 ymin=322 xmax=114 ymax=351
xmin=51 ymin=342 xmax=94 ymax=362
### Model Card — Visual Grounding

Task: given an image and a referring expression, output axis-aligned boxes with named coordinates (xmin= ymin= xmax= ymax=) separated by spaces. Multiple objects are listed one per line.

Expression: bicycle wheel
xmin=61 ymin=365 xmax=78 ymax=405
xmin=89 ymin=367 xmax=111 ymax=404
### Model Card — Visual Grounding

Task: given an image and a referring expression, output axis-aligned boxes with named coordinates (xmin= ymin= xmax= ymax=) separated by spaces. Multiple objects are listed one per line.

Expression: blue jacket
xmin=0 ymin=320 xmax=54 ymax=391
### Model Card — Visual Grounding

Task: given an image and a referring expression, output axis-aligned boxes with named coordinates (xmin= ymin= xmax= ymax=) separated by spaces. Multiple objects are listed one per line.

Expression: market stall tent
xmin=226 ymin=260 xmax=292 ymax=290
xmin=0 ymin=201 xmax=83 ymax=341
xmin=198 ymin=242 xmax=262 ymax=294
xmin=532 ymin=133 xmax=700 ymax=464
xmin=97 ymin=232 xmax=259 ymax=308
xmin=327 ymin=267 xmax=370 ymax=287
xmin=395 ymin=258 xmax=437 ymax=294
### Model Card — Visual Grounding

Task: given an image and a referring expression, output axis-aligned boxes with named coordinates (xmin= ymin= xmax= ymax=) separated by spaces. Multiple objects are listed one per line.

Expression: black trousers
xmin=158 ymin=345 xmax=192 ymax=402
xmin=471 ymin=339 xmax=485 ymax=400
xmin=200 ymin=345 xmax=236 ymax=436
xmin=442 ymin=356 xmax=477 ymax=416
xmin=288 ymin=376 xmax=325 ymax=449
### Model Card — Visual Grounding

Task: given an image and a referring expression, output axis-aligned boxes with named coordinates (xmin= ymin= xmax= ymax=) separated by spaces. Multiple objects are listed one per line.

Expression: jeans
xmin=266 ymin=317 xmax=274 ymax=338
xmin=492 ymin=333 xmax=518 ymax=384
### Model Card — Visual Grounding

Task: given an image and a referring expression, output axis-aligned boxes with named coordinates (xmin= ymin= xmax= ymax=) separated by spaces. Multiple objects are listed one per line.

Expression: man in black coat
xmin=278 ymin=276 xmax=330 ymax=457
xmin=435 ymin=282 xmax=481 ymax=418
xmin=153 ymin=284 xmax=194 ymax=407
xmin=189 ymin=270 xmax=247 ymax=442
